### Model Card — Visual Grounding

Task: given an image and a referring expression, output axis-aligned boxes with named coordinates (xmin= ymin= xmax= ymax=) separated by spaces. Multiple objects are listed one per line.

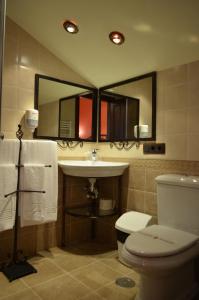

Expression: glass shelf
xmin=65 ymin=205 xmax=118 ymax=219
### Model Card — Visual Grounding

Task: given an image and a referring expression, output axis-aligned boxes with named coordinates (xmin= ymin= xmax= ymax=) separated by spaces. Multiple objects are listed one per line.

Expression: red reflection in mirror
xmin=100 ymin=101 xmax=108 ymax=140
xmin=79 ymin=96 xmax=93 ymax=139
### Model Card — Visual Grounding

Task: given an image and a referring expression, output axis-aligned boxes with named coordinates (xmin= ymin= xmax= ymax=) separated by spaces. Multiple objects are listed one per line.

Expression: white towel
xmin=20 ymin=140 xmax=58 ymax=226
xmin=0 ymin=139 xmax=19 ymax=164
xmin=0 ymin=164 xmax=17 ymax=231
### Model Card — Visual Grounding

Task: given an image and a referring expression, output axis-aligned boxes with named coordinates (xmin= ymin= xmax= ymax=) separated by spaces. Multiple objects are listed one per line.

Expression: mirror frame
xmin=98 ymin=71 xmax=156 ymax=142
xmin=34 ymin=74 xmax=98 ymax=142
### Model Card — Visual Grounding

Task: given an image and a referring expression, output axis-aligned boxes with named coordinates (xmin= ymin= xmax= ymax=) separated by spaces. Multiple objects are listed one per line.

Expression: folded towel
xmin=20 ymin=151 xmax=58 ymax=227
xmin=0 ymin=139 xmax=19 ymax=164
xmin=0 ymin=164 xmax=17 ymax=231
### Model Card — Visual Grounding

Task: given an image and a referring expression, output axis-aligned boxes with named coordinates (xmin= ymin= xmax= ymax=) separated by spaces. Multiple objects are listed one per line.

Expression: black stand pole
xmin=1 ymin=125 xmax=47 ymax=281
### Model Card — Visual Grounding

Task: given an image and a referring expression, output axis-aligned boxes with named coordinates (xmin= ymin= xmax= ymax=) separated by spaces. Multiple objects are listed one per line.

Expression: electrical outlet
xmin=143 ymin=143 xmax=166 ymax=154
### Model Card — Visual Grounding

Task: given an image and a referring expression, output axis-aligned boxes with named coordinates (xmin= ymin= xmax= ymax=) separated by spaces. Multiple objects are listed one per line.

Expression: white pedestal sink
xmin=58 ymin=160 xmax=129 ymax=177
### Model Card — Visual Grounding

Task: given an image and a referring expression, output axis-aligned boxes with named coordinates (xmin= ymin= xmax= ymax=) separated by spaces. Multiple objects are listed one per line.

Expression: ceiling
xmin=6 ymin=0 xmax=199 ymax=87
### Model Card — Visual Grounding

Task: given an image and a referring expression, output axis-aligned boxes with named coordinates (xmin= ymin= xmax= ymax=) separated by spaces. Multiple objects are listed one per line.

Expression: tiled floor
xmin=0 ymin=243 xmax=139 ymax=300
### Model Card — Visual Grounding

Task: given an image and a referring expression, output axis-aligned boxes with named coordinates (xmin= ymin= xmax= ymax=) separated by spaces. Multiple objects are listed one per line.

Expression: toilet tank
xmin=156 ymin=174 xmax=199 ymax=236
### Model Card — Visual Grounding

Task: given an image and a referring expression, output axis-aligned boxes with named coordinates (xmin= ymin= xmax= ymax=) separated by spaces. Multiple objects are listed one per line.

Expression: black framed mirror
xmin=98 ymin=72 xmax=156 ymax=142
xmin=34 ymin=74 xmax=97 ymax=142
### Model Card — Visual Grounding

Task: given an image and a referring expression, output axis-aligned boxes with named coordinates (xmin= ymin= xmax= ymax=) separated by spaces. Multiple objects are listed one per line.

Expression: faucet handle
xmin=92 ymin=148 xmax=99 ymax=154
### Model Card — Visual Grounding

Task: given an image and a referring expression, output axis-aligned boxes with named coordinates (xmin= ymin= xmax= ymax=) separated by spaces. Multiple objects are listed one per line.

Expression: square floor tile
xmin=51 ymin=252 xmax=96 ymax=272
xmin=0 ymin=273 xmax=27 ymax=299
xmin=80 ymin=291 xmax=105 ymax=300
xmin=97 ymin=281 xmax=137 ymax=300
xmin=100 ymin=256 xmax=132 ymax=275
xmin=33 ymin=274 xmax=91 ymax=300
xmin=1 ymin=289 xmax=41 ymax=300
xmin=22 ymin=257 xmax=64 ymax=287
xmin=72 ymin=261 xmax=122 ymax=291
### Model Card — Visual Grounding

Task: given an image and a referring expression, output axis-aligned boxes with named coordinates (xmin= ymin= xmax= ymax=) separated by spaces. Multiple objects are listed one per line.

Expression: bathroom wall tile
xmin=120 ymin=187 xmax=128 ymax=213
xmin=187 ymin=134 xmax=199 ymax=161
xmin=127 ymin=189 xmax=145 ymax=212
xmin=145 ymin=168 xmax=165 ymax=193
xmin=18 ymin=66 xmax=35 ymax=90
xmin=163 ymin=64 xmax=187 ymax=87
xmin=128 ymin=167 xmax=145 ymax=190
xmin=187 ymin=60 xmax=199 ymax=82
xmin=1 ymin=108 xmax=24 ymax=132
xmin=18 ymin=29 xmax=40 ymax=70
xmin=187 ymin=107 xmax=199 ymax=134
xmin=164 ymin=109 xmax=187 ymax=135
xmin=5 ymin=17 xmax=19 ymax=42
xmin=187 ymin=80 xmax=199 ymax=108
xmin=164 ymin=84 xmax=188 ymax=111
xmin=2 ymin=85 xmax=18 ymax=109
xmin=17 ymin=88 xmax=34 ymax=110
xmin=156 ymin=84 xmax=164 ymax=110
xmin=163 ymin=134 xmax=187 ymax=160
xmin=3 ymin=60 xmax=18 ymax=88
xmin=39 ymin=46 xmax=60 ymax=78
xmin=156 ymin=110 xmax=165 ymax=137
xmin=144 ymin=192 xmax=157 ymax=216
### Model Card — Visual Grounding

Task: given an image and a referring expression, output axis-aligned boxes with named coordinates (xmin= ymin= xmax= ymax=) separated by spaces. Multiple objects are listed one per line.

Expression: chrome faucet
xmin=91 ymin=148 xmax=99 ymax=161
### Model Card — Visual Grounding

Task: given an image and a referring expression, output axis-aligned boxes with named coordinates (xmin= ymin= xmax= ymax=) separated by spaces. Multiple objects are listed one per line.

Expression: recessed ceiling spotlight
xmin=109 ymin=31 xmax=125 ymax=45
xmin=63 ymin=20 xmax=79 ymax=34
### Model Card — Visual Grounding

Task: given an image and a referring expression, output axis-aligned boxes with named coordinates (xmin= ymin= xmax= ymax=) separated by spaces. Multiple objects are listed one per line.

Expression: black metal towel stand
xmin=1 ymin=125 xmax=51 ymax=281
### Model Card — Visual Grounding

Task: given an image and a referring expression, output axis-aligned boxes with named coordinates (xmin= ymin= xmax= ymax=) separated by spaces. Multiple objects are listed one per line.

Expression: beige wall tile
xmin=187 ymin=60 xmax=199 ymax=82
xmin=127 ymin=189 xmax=145 ymax=212
xmin=163 ymin=64 xmax=187 ymax=87
xmin=164 ymin=109 xmax=187 ymax=135
xmin=164 ymin=84 xmax=188 ymax=110
xmin=18 ymin=88 xmax=34 ymax=110
xmin=187 ymin=107 xmax=199 ymax=134
xmin=163 ymin=134 xmax=187 ymax=160
xmin=144 ymin=192 xmax=157 ymax=216
xmin=128 ymin=167 xmax=145 ymax=190
xmin=187 ymin=134 xmax=199 ymax=161
xmin=145 ymin=168 xmax=165 ymax=193
xmin=187 ymin=81 xmax=199 ymax=108
xmin=2 ymin=85 xmax=18 ymax=109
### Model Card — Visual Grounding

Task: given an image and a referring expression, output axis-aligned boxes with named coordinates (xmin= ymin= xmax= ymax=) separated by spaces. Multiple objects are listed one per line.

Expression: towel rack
xmin=1 ymin=125 xmax=50 ymax=282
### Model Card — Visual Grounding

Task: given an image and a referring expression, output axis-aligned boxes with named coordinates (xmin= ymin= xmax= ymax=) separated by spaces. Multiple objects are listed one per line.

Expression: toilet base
xmin=135 ymin=261 xmax=199 ymax=300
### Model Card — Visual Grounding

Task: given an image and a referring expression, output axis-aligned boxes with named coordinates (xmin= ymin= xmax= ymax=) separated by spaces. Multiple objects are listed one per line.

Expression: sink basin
xmin=58 ymin=160 xmax=129 ymax=177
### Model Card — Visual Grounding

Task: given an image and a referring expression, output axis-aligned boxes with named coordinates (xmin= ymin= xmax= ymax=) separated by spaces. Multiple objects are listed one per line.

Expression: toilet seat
xmin=125 ymin=225 xmax=199 ymax=257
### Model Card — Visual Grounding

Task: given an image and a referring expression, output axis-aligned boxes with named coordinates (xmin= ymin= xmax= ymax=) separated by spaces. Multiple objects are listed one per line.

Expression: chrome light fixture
xmin=109 ymin=31 xmax=125 ymax=45
xmin=63 ymin=20 xmax=79 ymax=34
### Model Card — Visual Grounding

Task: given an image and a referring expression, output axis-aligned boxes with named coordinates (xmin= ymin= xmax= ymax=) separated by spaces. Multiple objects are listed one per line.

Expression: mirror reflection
xmin=35 ymin=74 xmax=97 ymax=141
xmin=99 ymin=72 xmax=156 ymax=142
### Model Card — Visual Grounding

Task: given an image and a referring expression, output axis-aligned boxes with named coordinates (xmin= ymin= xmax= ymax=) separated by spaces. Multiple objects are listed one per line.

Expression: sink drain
xmin=115 ymin=277 xmax=135 ymax=288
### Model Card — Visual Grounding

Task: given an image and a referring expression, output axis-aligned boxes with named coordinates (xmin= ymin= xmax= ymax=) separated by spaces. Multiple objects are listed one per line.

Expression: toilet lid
xmin=115 ymin=211 xmax=152 ymax=234
xmin=125 ymin=225 xmax=199 ymax=257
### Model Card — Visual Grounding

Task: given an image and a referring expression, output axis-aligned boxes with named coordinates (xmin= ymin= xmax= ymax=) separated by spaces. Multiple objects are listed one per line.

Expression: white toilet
xmin=122 ymin=174 xmax=199 ymax=300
